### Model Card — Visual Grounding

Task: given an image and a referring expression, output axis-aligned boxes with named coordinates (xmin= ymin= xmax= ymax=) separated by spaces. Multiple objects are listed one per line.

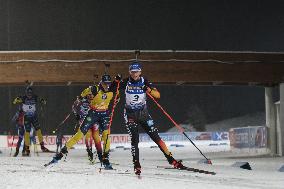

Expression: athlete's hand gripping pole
xmin=146 ymin=91 xmax=212 ymax=165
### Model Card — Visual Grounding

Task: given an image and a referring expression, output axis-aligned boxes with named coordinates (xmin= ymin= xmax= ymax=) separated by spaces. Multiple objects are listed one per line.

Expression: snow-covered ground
xmin=0 ymin=146 xmax=283 ymax=189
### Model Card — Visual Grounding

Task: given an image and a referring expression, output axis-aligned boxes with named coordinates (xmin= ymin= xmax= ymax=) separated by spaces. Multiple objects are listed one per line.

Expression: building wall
xmin=0 ymin=85 xmax=264 ymax=135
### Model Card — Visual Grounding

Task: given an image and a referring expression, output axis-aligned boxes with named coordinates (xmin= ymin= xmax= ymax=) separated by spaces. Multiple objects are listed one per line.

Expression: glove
xmin=143 ymin=85 xmax=151 ymax=92
xmin=115 ymin=74 xmax=122 ymax=81
xmin=40 ymin=98 xmax=47 ymax=105
xmin=74 ymin=114 xmax=81 ymax=121
xmin=81 ymin=87 xmax=92 ymax=97
xmin=76 ymin=114 xmax=81 ymax=120
xmin=13 ymin=97 xmax=22 ymax=104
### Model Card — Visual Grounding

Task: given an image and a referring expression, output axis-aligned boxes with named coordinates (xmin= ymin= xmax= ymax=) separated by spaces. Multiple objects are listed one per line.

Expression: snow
xmin=0 ymin=146 xmax=283 ymax=189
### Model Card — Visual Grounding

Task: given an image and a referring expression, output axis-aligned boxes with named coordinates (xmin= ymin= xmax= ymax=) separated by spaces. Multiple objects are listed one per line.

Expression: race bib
xmin=22 ymin=104 xmax=36 ymax=114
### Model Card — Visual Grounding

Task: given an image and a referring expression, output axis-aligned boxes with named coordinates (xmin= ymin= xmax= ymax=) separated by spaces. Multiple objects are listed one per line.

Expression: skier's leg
xmin=140 ymin=116 xmax=183 ymax=168
xmin=14 ymin=126 xmax=24 ymax=157
xmin=54 ymin=111 xmax=97 ymax=161
xmin=85 ymin=129 xmax=91 ymax=149
xmin=56 ymin=144 xmax=59 ymax=154
xmin=23 ymin=116 xmax=32 ymax=156
xmin=126 ymin=122 xmax=141 ymax=174
xmin=32 ymin=115 xmax=48 ymax=151
xmin=92 ymin=125 xmax=102 ymax=162
xmin=100 ymin=114 xmax=112 ymax=169
xmin=124 ymin=109 xmax=141 ymax=173
xmin=85 ymin=129 xmax=93 ymax=161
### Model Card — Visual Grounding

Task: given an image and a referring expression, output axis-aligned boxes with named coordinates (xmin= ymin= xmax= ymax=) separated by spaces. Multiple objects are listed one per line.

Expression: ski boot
xmin=13 ymin=148 xmax=19 ymax=157
xmin=102 ymin=159 xmax=113 ymax=169
xmin=134 ymin=160 xmax=141 ymax=175
xmin=171 ymin=159 xmax=184 ymax=169
xmin=22 ymin=146 xmax=26 ymax=155
xmin=102 ymin=153 xmax=113 ymax=169
xmin=54 ymin=146 xmax=68 ymax=162
xmin=22 ymin=146 xmax=30 ymax=156
xmin=86 ymin=148 xmax=94 ymax=162
xmin=44 ymin=147 xmax=68 ymax=167
xmin=40 ymin=142 xmax=50 ymax=152
xmin=97 ymin=152 xmax=103 ymax=163
xmin=165 ymin=152 xmax=184 ymax=169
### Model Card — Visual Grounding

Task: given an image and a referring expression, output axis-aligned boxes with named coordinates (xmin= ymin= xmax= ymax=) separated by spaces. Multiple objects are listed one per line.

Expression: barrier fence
xmin=2 ymin=131 xmax=230 ymax=148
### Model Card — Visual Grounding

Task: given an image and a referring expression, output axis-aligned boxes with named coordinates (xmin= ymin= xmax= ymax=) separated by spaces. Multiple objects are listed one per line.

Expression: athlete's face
xmin=129 ymin=71 xmax=141 ymax=81
xmin=27 ymin=92 xmax=32 ymax=99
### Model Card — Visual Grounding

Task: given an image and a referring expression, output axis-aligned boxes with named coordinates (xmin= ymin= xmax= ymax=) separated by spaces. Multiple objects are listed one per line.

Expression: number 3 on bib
xmin=133 ymin=95 xmax=139 ymax=101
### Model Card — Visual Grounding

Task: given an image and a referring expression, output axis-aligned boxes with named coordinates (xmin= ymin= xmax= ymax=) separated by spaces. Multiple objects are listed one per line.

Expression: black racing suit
xmin=120 ymin=77 xmax=175 ymax=168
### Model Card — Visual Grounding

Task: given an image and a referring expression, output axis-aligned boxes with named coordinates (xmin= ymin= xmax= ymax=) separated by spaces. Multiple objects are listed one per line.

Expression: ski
xmin=41 ymin=149 xmax=56 ymax=153
xmin=93 ymin=161 xmax=119 ymax=166
xmin=157 ymin=165 xmax=216 ymax=175
xmin=44 ymin=158 xmax=58 ymax=167
xmin=98 ymin=168 xmax=142 ymax=179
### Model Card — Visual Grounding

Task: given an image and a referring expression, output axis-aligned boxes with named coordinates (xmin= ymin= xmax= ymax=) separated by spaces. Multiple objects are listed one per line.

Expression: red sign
xmin=7 ymin=136 xmax=19 ymax=147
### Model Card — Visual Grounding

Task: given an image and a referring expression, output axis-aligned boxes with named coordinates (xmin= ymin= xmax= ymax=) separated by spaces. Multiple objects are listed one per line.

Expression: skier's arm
xmin=81 ymin=86 xmax=92 ymax=98
xmin=11 ymin=111 xmax=20 ymax=123
xmin=81 ymin=85 xmax=99 ymax=98
xmin=72 ymin=97 xmax=82 ymax=120
xmin=110 ymin=76 xmax=121 ymax=100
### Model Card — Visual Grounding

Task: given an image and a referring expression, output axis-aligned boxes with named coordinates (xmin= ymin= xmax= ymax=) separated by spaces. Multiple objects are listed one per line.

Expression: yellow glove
xmin=81 ymin=86 xmax=93 ymax=97
xmin=13 ymin=97 xmax=22 ymax=104
xmin=147 ymin=87 xmax=160 ymax=99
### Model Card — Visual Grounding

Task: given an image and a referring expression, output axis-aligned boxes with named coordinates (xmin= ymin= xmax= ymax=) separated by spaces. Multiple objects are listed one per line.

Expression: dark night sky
xmin=0 ymin=0 xmax=283 ymax=51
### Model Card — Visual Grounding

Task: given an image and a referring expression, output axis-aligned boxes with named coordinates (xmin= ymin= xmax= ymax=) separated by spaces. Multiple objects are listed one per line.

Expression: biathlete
xmin=72 ymin=95 xmax=103 ymax=163
xmin=117 ymin=61 xmax=184 ymax=175
xmin=13 ymin=87 xmax=50 ymax=156
xmin=49 ymin=74 xmax=119 ymax=169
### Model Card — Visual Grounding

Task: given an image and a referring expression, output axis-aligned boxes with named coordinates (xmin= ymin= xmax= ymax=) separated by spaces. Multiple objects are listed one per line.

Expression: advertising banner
xmin=229 ymin=126 xmax=267 ymax=149
xmin=3 ymin=131 xmax=230 ymax=148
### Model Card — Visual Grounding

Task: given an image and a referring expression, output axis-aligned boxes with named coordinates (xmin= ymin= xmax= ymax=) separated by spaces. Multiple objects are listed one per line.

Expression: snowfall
xmin=0 ymin=143 xmax=283 ymax=189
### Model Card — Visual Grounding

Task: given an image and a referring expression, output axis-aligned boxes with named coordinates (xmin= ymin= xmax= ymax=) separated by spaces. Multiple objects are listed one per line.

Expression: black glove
xmin=74 ymin=114 xmax=80 ymax=120
xmin=115 ymin=74 xmax=122 ymax=81
xmin=40 ymin=98 xmax=47 ymax=105
xmin=143 ymin=85 xmax=151 ymax=92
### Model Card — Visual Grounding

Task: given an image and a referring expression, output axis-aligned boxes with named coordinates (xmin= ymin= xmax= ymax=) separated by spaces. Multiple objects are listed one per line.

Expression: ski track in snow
xmin=0 ymin=147 xmax=283 ymax=189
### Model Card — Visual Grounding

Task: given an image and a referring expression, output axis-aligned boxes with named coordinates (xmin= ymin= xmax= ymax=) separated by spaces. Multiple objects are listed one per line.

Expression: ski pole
xmin=146 ymin=92 xmax=212 ymax=165
xmin=52 ymin=113 xmax=71 ymax=134
xmin=103 ymin=80 xmax=120 ymax=155
xmin=108 ymin=80 xmax=120 ymax=134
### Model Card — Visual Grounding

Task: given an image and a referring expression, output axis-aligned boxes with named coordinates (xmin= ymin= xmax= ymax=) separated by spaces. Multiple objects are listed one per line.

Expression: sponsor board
xmin=229 ymin=126 xmax=267 ymax=149
xmin=2 ymin=131 xmax=229 ymax=148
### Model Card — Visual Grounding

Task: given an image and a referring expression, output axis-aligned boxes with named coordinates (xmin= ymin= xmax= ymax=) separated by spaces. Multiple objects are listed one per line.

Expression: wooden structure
xmin=0 ymin=50 xmax=283 ymax=86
